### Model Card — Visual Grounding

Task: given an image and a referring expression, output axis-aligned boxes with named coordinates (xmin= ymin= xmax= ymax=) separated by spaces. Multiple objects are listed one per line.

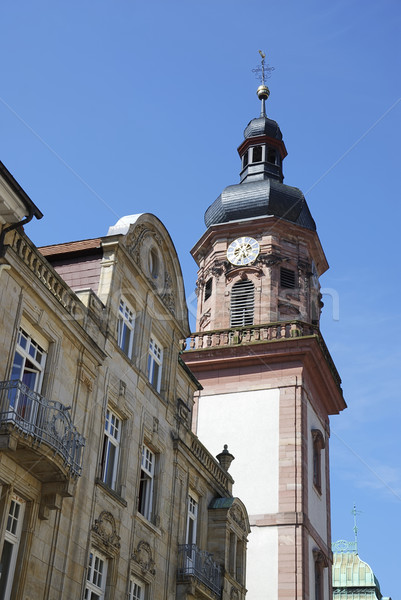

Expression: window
xmin=85 ymin=549 xmax=107 ymax=600
xmin=148 ymin=248 xmax=159 ymax=279
xmin=204 ymin=278 xmax=213 ymax=301
xmin=11 ymin=328 xmax=46 ymax=392
xmin=267 ymin=147 xmax=277 ymax=164
xmin=313 ymin=549 xmax=327 ymax=600
xmin=312 ymin=429 xmax=325 ymax=493
xmin=100 ymin=409 xmax=121 ymax=490
xmin=138 ymin=446 xmax=155 ymax=521
xmin=236 ymin=539 xmax=244 ymax=584
xmin=186 ymin=495 xmax=198 ymax=545
xmin=0 ymin=496 xmax=25 ymax=599
xmin=129 ymin=577 xmax=145 ymax=600
xmin=242 ymin=150 xmax=248 ymax=168
xmin=9 ymin=327 xmax=47 ymax=424
xmin=252 ymin=145 xmax=262 ymax=162
xmin=230 ymin=280 xmax=255 ymax=327
xmin=118 ymin=298 xmax=135 ymax=358
xmin=280 ymin=267 xmax=296 ymax=289
xmin=185 ymin=494 xmax=198 ymax=567
xmin=147 ymin=337 xmax=163 ymax=392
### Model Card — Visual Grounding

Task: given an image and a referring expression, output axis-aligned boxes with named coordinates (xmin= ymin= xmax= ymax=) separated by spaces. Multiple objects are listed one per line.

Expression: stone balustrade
xmin=187 ymin=320 xmax=342 ymax=390
xmin=189 ymin=436 xmax=232 ymax=491
xmin=12 ymin=234 xmax=80 ymax=321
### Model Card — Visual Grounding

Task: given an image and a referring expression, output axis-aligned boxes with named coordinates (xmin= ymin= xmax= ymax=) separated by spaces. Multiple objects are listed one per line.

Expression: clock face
xmin=227 ymin=236 xmax=260 ymax=266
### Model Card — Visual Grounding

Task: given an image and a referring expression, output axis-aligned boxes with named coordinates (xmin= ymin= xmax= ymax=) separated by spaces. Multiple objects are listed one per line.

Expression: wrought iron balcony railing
xmin=0 ymin=380 xmax=85 ymax=478
xmin=178 ymin=544 xmax=222 ymax=597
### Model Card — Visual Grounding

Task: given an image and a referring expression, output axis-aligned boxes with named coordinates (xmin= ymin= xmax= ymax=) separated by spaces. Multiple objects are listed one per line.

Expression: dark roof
xmin=204 ymin=178 xmax=316 ymax=231
xmin=0 ymin=160 xmax=43 ymax=220
xmin=39 ymin=238 xmax=102 ymax=257
xmin=244 ymin=116 xmax=283 ymax=140
xmin=209 ymin=497 xmax=235 ymax=510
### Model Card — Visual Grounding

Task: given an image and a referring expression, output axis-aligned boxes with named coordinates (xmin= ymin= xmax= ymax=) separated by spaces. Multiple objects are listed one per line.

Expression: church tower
xmin=184 ymin=66 xmax=347 ymax=600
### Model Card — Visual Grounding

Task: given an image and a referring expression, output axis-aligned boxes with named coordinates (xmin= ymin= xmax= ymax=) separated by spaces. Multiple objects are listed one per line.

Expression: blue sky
xmin=1 ymin=0 xmax=400 ymax=595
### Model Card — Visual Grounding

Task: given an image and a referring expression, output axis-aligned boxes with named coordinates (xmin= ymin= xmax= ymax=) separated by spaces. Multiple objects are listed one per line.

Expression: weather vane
xmin=352 ymin=503 xmax=362 ymax=551
xmin=252 ymin=50 xmax=275 ymax=85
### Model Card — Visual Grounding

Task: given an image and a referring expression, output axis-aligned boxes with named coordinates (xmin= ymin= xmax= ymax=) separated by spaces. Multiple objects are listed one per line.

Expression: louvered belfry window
xmin=230 ymin=280 xmax=255 ymax=327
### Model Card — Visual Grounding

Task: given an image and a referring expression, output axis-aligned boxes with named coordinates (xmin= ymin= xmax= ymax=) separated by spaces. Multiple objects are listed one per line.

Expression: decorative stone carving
xmin=199 ymin=309 xmax=211 ymax=329
xmin=79 ymin=367 xmax=93 ymax=391
xmin=257 ymin=252 xmax=282 ymax=266
xmin=230 ymin=586 xmax=240 ymax=600
xmin=226 ymin=266 xmax=263 ymax=282
xmin=229 ymin=504 xmax=247 ymax=532
xmin=92 ymin=511 xmax=121 ymax=552
xmin=177 ymin=398 xmax=190 ymax=426
xmin=210 ymin=260 xmax=228 ymax=278
xmin=132 ymin=540 xmax=156 ymax=575
xmin=126 ymin=224 xmax=162 ymax=263
xmin=313 ymin=547 xmax=328 ymax=567
xmin=161 ymin=270 xmax=176 ymax=315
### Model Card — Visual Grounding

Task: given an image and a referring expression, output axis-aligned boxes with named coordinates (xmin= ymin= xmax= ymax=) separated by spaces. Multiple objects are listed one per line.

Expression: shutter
xmin=230 ymin=280 xmax=255 ymax=327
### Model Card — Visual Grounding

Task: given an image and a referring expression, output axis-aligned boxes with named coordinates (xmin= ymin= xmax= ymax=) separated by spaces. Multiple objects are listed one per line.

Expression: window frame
xmin=313 ymin=548 xmax=327 ymax=600
xmin=0 ymin=495 xmax=26 ymax=600
xmin=312 ymin=429 xmax=325 ymax=494
xmin=11 ymin=327 xmax=47 ymax=393
xmin=129 ymin=575 xmax=146 ymax=600
xmin=138 ymin=445 xmax=155 ymax=522
xmin=117 ymin=297 xmax=135 ymax=359
xmin=100 ymin=408 xmax=121 ymax=491
xmin=84 ymin=548 xmax=108 ymax=600
xmin=147 ymin=336 xmax=163 ymax=393
xmin=185 ymin=493 xmax=198 ymax=568
xmin=185 ymin=494 xmax=198 ymax=544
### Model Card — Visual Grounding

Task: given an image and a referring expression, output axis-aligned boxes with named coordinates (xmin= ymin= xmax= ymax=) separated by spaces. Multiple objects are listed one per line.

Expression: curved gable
xmin=108 ymin=213 xmax=190 ymax=337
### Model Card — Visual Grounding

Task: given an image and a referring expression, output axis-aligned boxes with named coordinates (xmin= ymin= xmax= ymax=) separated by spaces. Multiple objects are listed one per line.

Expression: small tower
xmin=184 ymin=59 xmax=347 ymax=600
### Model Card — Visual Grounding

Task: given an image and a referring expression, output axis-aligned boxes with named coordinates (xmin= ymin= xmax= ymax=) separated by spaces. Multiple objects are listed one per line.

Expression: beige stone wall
xmin=0 ymin=212 xmax=249 ymax=600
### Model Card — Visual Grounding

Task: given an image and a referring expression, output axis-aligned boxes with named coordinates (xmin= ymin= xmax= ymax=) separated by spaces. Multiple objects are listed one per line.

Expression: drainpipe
xmin=0 ymin=210 xmax=35 ymax=258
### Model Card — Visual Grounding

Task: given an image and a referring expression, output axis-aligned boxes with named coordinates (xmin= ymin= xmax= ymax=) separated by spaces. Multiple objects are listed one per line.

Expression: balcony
xmin=177 ymin=544 xmax=222 ymax=598
xmin=0 ymin=380 xmax=85 ymax=480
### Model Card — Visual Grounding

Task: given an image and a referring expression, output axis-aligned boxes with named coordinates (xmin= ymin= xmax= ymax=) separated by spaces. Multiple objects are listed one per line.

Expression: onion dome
xmin=244 ymin=116 xmax=283 ymax=141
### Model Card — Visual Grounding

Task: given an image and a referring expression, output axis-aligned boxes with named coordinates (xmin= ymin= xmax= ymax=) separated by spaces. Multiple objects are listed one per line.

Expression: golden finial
xmin=252 ymin=50 xmax=274 ymax=115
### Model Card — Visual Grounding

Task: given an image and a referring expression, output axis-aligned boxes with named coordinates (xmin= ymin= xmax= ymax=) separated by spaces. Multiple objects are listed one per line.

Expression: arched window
xmin=230 ymin=280 xmax=254 ymax=327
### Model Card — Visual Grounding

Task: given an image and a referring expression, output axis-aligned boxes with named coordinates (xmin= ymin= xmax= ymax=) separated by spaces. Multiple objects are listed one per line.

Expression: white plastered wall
xmin=197 ymin=388 xmax=280 ymax=600
xmin=196 ymin=388 xmax=280 ymax=515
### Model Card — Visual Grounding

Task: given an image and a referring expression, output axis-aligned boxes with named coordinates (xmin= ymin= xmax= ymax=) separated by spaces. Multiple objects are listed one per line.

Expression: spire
xmin=352 ymin=503 xmax=362 ymax=553
xmin=252 ymin=50 xmax=274 ymax=117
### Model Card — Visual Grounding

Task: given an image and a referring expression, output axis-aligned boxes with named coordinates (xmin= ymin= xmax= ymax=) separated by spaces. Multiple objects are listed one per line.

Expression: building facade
xmin=184 ymin=84 xmax=347 ymax=600
xmin=0 ymin=164 xmax=249 ymax=600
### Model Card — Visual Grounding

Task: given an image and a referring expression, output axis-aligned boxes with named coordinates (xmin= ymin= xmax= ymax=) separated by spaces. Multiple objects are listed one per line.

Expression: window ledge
xmin=115 ymin=343 xmax=135 ymax=365
xmin=136 ymin=511 xmax=162 ymax=537
xmin=145 ymin=380 xmax=168 ymax=405
xmin=95 ymin=478 xmax=128 ymax=507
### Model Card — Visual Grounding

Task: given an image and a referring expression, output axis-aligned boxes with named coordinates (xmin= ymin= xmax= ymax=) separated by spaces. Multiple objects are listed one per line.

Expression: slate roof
xmin=244 ymin=116 xmax=283 ymax=140
xmin=204 ymin=178 xmax=316 ymax=231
